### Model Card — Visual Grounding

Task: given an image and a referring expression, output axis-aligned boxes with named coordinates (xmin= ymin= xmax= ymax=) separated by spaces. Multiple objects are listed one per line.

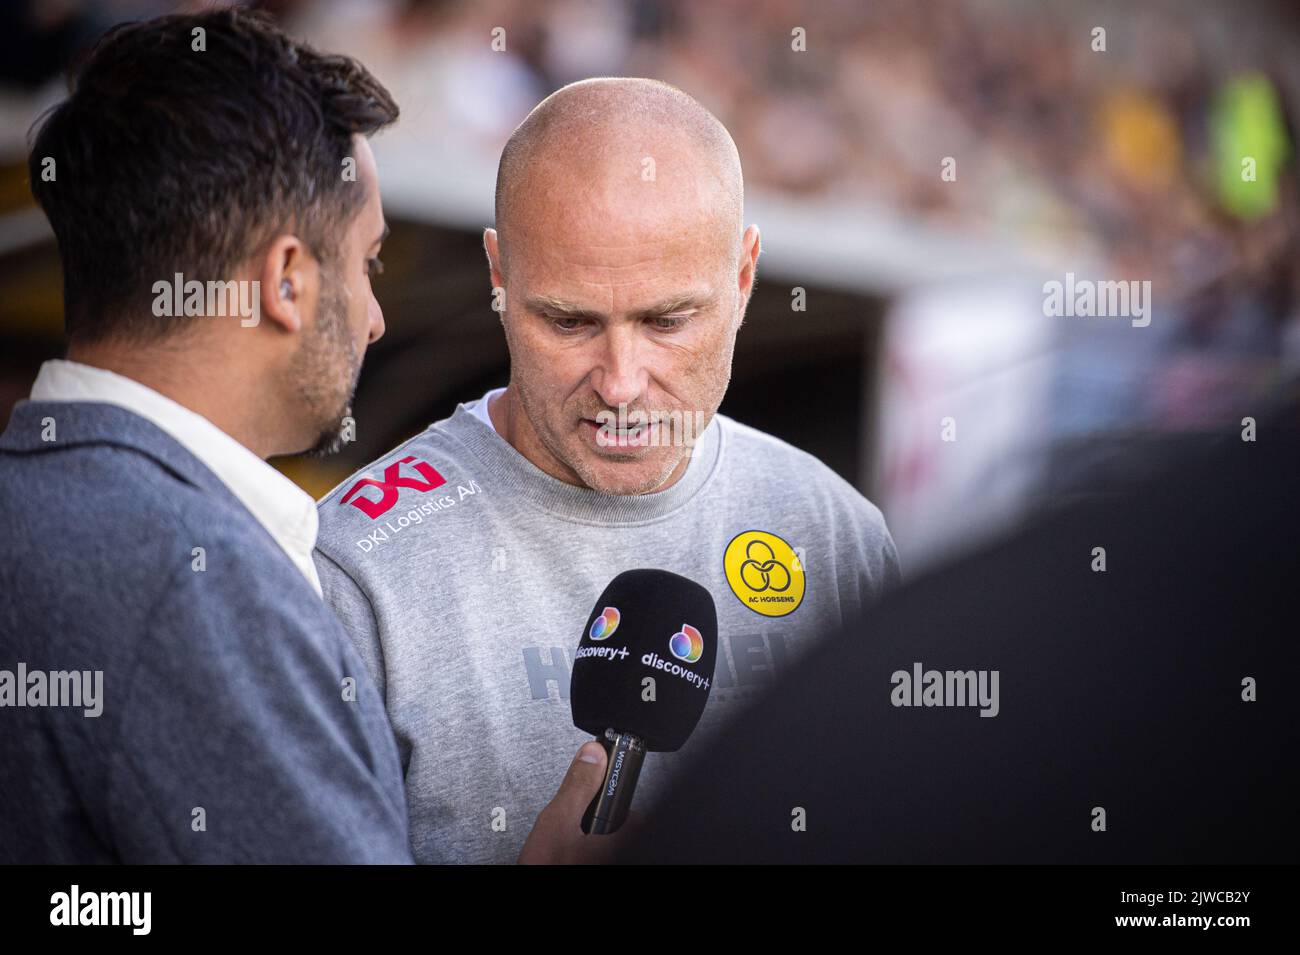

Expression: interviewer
xmin=0 ymin=8 xmax=604 ymax=864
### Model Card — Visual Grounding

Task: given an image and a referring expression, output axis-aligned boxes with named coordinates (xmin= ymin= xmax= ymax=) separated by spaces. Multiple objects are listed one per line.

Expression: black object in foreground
xmin=623 ymin=394 xmax=1300 ymax=863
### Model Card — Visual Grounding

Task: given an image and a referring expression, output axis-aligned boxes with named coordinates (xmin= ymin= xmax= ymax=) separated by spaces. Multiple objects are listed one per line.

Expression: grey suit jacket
xmin=0 ymin=400 xmax=410 ymax=862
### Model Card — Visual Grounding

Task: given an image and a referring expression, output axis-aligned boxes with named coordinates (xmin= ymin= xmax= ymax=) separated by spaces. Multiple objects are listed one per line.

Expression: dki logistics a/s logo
xmin=723 ymin=529 xmax=806 ymax=617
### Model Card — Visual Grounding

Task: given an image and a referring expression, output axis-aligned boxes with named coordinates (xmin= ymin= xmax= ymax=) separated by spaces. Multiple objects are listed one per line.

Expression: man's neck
xmin=65 ymin=341 xmax=281 ymax=459
xmin=489 ymin=384 xmax=574 ymax=482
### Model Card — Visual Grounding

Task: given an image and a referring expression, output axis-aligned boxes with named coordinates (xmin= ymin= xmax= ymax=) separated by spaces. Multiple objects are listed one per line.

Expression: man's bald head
xmin=493 ymin=78 xmax=744 ymax=270
xmin=483 ymin=77 xmax=760 ymax=498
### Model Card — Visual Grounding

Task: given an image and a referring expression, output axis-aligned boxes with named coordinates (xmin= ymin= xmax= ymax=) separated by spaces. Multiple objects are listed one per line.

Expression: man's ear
xmin=484 ymin=228 xmax=508 ymax=322
xmin=486 ymin=227 xmax=509 ymax=283
xmin=737 ymin=224 xmax=761 ymax=320
xmin=258 ymin=234 xmax=316 ymax=335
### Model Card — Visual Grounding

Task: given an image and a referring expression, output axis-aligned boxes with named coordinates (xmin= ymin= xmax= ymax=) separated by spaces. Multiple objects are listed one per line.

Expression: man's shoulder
xmin=714 ymin=412 xmax=829 ymax=469
xmin=314 ymin=415 xmax=479 ymax=552
xmin=0 ymin=429 xmax=303 ymax=591
xmin=3 ymin=431 xmax=208 ymax=532
xmin=317 ymin=424 xmax=444 ymax=507
xmin=713 ymin=413 xmax=887 ymax=528
xmin=712 ymin=414 xmax=901 ymax=591
xmin=0 ymin=430 xmax=325 ymax=673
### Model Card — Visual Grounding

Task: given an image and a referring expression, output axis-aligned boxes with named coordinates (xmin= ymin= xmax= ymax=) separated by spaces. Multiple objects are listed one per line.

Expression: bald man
xmin=313 ymin=78 xmax=901 ymax=863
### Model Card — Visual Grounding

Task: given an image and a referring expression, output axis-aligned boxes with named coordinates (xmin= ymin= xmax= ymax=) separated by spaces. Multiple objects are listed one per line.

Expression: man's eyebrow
xmin=632 ymin=292 xmax=717 ymax=318
xmin=524 ymin=292 xmax=716 ymax=320
xmin=523 ymin=295 xmax=603 ymax=319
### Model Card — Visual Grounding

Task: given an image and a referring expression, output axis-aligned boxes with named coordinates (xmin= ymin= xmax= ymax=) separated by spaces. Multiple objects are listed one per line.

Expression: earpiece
xmin=280 ymin=279 xmax=292 ymax=299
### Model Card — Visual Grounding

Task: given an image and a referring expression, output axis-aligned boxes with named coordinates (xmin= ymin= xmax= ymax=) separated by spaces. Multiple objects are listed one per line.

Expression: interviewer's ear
xmin=259 ymin=234 xmax=317 ymax=334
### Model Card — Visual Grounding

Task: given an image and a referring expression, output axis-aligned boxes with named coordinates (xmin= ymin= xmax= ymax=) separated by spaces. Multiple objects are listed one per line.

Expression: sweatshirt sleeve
xmin=314 ymin=547 xmax=387 ymax=704
xmin=869 ymin=505 xmax=903 ymax=598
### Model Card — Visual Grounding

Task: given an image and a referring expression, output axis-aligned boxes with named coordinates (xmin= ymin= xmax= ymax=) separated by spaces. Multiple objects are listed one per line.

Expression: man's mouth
xmin=580 ymin=417 xmax=656 ymax=450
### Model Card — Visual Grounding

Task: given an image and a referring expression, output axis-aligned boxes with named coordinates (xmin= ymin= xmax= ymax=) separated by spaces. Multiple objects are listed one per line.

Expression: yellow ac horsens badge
xmin=723 ymin=530 xmax=805 ymax=617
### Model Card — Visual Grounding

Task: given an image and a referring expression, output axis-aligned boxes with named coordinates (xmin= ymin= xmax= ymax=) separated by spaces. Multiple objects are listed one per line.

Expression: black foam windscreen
xmin=570 ymin=569 xmax=717 ymax=752
xmin=621 ymin=401 xmax=1300 ymax=863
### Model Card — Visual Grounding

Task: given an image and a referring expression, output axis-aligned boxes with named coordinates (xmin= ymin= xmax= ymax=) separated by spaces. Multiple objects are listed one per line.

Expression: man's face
xmin=296 ymin=136 xmax=387 ymax=457
xmin=490 ymin=166 xmax=758 ymax=496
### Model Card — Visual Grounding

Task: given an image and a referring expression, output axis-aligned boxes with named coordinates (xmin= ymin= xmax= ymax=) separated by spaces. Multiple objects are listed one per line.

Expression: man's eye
xmin=367 ymin=257 xmax=385 ymax=278
xmin=650 ymin=315 xmax=688 ymax=331
xmin=551 ymin=316 xmax=586 ymax=331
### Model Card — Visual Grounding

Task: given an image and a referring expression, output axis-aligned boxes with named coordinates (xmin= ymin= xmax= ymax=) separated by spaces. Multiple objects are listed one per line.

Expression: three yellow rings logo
xmin=723 ymin=530 xmax=805 ymax=617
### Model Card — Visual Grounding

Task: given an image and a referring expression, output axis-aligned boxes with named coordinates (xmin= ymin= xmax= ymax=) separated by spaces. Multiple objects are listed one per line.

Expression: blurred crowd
xmin=326 ymin=3 xmax=1292 ymax=277
xmin=290 ymin=0 xmax=1300 ymax=407
xmin=7 ymin=0 xmax=1297 ymax=366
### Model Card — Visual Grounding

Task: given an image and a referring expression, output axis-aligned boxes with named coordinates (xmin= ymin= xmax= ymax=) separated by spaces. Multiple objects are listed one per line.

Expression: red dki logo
xmin=340 ymin=455 xmax=447 ymax=519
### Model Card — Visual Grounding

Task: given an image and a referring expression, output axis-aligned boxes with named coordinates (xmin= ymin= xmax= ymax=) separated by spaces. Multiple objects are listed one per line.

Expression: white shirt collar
xmin=468 ymin=386 xmax=505 ymax=435
xmin=29 ymin=359 xmax=323 ymax=597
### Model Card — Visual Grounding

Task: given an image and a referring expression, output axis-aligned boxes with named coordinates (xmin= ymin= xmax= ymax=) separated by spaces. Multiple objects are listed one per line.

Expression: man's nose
xmin=368 ymin=297 xmax=386 ymax=344
xmin=591 ymin=325 xmax=647 ymax=408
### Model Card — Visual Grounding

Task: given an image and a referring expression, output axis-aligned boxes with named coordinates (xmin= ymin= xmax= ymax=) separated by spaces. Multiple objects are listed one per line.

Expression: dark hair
xmin=27 ymin=7 xmax=398 ymax=344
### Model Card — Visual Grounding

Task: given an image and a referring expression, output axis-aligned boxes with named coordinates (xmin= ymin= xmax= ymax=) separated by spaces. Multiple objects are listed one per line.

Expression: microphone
xmin=570 ymin=568 xmax=717 ymax=835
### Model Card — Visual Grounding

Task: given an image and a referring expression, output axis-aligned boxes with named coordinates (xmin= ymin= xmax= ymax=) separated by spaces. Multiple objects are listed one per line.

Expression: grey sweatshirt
xmin=314 ymin=397 xmax=900 ymax=863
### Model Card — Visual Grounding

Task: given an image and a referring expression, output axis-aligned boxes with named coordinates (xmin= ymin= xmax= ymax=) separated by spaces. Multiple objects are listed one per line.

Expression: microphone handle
xmin=580 ymin=728 xmax=646 ymax=835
